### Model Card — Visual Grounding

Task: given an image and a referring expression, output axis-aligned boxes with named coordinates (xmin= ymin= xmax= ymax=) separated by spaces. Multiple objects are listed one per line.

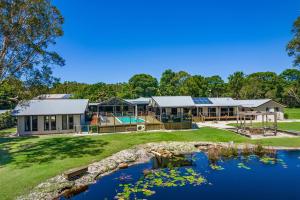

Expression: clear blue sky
xmin=52 ymin=0 xmax=300 ymax=84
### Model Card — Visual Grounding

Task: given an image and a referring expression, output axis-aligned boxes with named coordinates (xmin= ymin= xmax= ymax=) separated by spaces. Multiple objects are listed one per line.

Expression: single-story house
xmin=13 ymin=99 xmax=89 ymax=135
xmin=148 ymin=96 xmax=285 ymax=121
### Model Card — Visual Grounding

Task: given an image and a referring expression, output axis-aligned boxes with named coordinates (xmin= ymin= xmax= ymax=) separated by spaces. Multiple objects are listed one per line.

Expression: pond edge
xmin=17 ymin=142 xmax=300 ymax=200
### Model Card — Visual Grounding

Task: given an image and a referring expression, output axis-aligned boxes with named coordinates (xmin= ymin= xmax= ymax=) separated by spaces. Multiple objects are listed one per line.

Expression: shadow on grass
xmin=0 ymin=136 xmax=108 ymax=168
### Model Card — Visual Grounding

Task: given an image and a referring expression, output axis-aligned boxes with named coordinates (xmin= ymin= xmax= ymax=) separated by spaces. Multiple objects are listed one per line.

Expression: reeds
xmin=206 ymin=144 xmax=276 ymax=162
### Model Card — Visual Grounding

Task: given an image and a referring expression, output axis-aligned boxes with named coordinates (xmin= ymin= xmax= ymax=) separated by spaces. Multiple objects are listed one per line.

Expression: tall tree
xmin=280 ymin=69 xmax=300 ymax=106
xmin=228 ymin=71 xmax=245 ymax=99
xmin=240 ymin=72 xmax=280 ymax=100
xmin=159 ymin=69 xmax=190 ymax=95
xmin=287 ymin=17 xmax=300 ymax=68
xmin=206 ymin=75 xmax=226 ymax=97
xmin=129 ymin=74 xmax=158 ymax=97
xmin=179 ymin=75 xmax=208 ymax=96
xmin=0 ymin=0 xmax=64 ymax=83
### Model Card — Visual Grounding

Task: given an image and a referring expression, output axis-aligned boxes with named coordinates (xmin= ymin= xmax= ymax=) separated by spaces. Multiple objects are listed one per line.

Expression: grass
xmin=277 ymin=122 xmax=300 ymax=132
xmin=284 ymin=108 xmax=300 ymax=119
xmin=0 ymin=127 xmax=300 ymax=200
xmin=0 ymin=127 xmax=16 ymax=136
xmin=228 ymin=122 xmax=300 ymax=132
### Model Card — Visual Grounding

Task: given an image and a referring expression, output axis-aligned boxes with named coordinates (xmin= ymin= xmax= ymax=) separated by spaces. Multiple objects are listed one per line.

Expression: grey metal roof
xmin=125 ymin=97 xmax=151 ymax=105
xmin=13 ymin=99 xmax=89 ymax=116
xmin=152 ymin=96 xmax=195 ymax=107
xmin=34 ymin=94 xmax=73 ymax=100
xmin=234 ymin=99 xmax=272 ymax=108
xmin=208 ymin=97 xmax=241 ymax=107
xmin=193 ymin=97 xmax=241 ymax=107
xmin=88 ymin=102 xmax=100 ymax=106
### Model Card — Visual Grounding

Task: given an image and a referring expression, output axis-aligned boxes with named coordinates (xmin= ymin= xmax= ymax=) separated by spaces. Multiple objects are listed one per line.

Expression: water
xmin=116 ymin=117 xmax=145 ymax=124
xmin=61 ymin=151 xmax=300 ymax=200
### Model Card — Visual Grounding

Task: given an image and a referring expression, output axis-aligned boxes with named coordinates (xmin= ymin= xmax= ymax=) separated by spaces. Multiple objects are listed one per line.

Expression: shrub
xmin=90 ymin=125 xmax=98 ymax=133
xmin=0 ymin=111 xmax=16 ymax=130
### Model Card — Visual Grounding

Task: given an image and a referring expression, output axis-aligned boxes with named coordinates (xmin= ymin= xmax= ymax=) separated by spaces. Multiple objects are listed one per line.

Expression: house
xmin=12 ymin=95 xmax=285 ymax=135
xmin=12 ymin=99 xmax=89 ymax=135
xmin=149 ymin=96 xmax=195 ymax=122
xmin=148 ymin=96 xmax=285 ymax=121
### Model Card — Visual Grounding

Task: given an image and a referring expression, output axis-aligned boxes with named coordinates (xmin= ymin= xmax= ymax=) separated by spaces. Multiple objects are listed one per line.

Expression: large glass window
xmin=221 ymin=107 xmax=228 ymax=116
xmin=171 ymin=108 xmax=177 ymax=115
xmin=62 ymin=115 xmax=68 ymax=130
xmin=51 ymin=116 xmax=56 ymax=130
xmin=44 ymin=116 xmax=49 ymax=131
xmin=68 ymin=115 xmax=74 ymax=129
xmin=32 ymin=116 xmax=38 ymax=131
xmin=25 ymin=116 xmax=31 ymax=132
xmin=208 ymin=107 xmax=216 ymax=117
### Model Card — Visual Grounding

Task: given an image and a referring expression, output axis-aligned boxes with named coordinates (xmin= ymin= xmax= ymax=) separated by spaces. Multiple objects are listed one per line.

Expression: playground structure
xmin=236 ymin=111 xmax=277 ymax=136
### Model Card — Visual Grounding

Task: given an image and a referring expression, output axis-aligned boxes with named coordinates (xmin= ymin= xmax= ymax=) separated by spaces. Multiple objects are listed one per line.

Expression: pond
xmin=61 ymin=150 xmax=300 ymax=200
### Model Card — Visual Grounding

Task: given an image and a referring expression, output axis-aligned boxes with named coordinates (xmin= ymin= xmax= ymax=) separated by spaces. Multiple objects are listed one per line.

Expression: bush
xmin=90 ymin=125 xmax=98 ymax=133
xmin=284 ymin=113 xmax=289 ymax=119
xmin=0 ymin=111 xmax=16 ymax=130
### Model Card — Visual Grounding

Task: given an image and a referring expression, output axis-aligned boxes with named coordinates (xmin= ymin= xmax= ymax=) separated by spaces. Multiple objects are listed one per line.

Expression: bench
xmin=64 ymin=166 xmax=88 ymax=180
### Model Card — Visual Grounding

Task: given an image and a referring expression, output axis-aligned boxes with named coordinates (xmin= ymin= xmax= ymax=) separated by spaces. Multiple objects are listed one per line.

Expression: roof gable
xmin=235 ymin=99 xmax=271 ymax=108
xmin=152 ymin=96 xmax=195 ymax=107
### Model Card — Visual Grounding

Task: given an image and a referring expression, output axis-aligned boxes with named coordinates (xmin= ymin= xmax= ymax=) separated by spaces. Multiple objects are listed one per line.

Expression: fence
xmin=75 ymin=113 xmax=193 ymax=134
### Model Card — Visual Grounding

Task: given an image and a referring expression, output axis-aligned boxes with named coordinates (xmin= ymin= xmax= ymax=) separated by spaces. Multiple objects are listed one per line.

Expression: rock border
xmin=17 ymin=142 xmax=300 ymax=200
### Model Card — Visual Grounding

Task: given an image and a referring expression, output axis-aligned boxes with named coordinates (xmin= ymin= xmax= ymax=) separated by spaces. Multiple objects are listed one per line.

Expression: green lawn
xmin=284 ymin=108 xmax=300 ymax=119
xmin=0 ymin=127 xmax=300 ymax=200
xmin=228 ymin=122 xmax=300 ymax=132
xmin=0 ymin=127 xmax=16 ymax=136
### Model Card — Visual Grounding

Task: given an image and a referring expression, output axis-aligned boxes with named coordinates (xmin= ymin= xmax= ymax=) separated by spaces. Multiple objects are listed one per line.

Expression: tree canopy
xmin=287 ymin=17 xmax=300 ymax=68
xmin=0 ymin=0 xmax=64 ymax=83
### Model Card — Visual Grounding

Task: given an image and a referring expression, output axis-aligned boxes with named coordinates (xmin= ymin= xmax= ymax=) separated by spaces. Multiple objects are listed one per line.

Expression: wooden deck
xmin=192 ymin=115 xmax=238 ymax=122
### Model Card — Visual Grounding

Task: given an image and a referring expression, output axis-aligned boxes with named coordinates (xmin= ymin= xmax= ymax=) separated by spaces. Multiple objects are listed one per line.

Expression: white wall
xmin=17 ymin=114 xmax=82 ymax=135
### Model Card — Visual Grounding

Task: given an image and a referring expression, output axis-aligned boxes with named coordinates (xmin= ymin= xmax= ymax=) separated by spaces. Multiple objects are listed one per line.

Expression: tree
xmin=280 ymin=69 xmax=300 ymax=106
xmin=0 ymin=78 xmax=26 ymax=109
xmin=179 ymin=75 xmax=208 ymax=96
xmin=228 ymin=71 xmax=245 ymax=99
xmin=240 ymin=72 xmax=281 ymax=100
xmin=159 ymin=69 xmax=190 ymax=95
xmin=206 ymin=75 xmax=226 ymax=97
xmin=129 ymin=74 xmax=158 ymax=97
xmin=0 ymin=0 xmax=64 ymax=83
xmin=287 ymin=17 xmax=300 ymax=68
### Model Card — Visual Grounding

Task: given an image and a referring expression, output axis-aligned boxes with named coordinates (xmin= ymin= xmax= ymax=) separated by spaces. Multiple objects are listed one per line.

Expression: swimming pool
xmin=116 ymin=116 xmax=145 ymax=124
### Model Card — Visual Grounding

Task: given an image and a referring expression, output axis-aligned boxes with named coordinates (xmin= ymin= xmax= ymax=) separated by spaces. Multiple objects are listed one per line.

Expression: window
xmin=32 ymin=116 xmax=38 ymax=131
xmin=68 ymin=115 xmax=74 ymax=129
xmin=275 ymin=107 xmax=279 ymax=112
xmin=266 ymin=107 xmax=269 ymax=112
xmin=50 ymin=116 xmax=56 ymax=130
xmin=62 ymin=115 xmax=68 ymax=130
xmin=25 ymin=116 xmax=31 ymax=132
xmin=208 ymin=107 xmax=216 ymax=117
xmin=221 ymin=107 xmax=228 ymax=116
xmin=171 ymin=108 xmax=177 ymax=115
xmin=44 ymin=116 xmax=49 ymax=131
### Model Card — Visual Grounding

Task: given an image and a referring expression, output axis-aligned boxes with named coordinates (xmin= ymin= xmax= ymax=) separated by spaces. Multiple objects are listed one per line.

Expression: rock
xmin=143 ymin=169 xmax=152 ymax=176
xmin=118 ymin=163 xmax=128 ymax=169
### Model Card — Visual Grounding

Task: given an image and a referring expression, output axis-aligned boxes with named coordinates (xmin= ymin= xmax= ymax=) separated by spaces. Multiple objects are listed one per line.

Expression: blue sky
xmin=52 ymin=0 xmax=300 ymax=83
